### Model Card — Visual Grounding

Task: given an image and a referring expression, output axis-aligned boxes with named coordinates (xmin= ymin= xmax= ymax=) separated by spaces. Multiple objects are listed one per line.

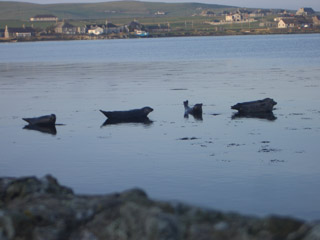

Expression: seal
xmin=184 ymin=100 xmax=203 ymax=120
xmin=100 ymin=107 xmax=153 ymax=121
xmin=231 ymin=98 xmax=277 ymax=114
xmin=22 ymin=114 xmax=56 ymax=127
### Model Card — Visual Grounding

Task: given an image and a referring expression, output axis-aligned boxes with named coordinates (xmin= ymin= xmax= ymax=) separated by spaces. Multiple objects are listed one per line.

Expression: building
xmin=155 ymin=11 xmax=166 ymax=15
xmin=225 ymin=15 xmax=234 ymax=22
xmin=88 ymin=26 xmax=104 ymax=35
xmin=313 ymin=16 xmax=320 ymax=25
xmin=233 ymin=13 xmax=243 ymax=21
xmin=55 ymin=22 xmax=77 ymax=34
xmin=86 ymin=22 xmax=122 ymax=35
xmin=296 ymin=8 xmax=315 ymax=16
xmin=128 ymin=20 xmax=143 ymax=32
xmin=226 ymin=13 xmax=243 ymax=22
xmin=77 ymin=26 xmax=87 ymax=34
xmin=105 ymin=23 xmax=121 ymax=34
xmin=3 ymin=25 xmax=35 ymax=38
xmin=30 ymin=15 xmax=58 ymax=22
xmin=278 ymin=19 xmax=296 ymax=28
xmin=278 ymin=17 xmax=313 ymax=28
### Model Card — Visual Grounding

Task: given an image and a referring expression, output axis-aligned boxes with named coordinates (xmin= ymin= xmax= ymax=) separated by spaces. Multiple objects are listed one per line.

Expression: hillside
xmin=0 ymin=1 xmax=237 ymax=20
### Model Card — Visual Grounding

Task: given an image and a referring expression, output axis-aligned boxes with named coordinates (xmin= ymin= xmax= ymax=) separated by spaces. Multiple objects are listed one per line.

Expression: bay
xmin=0 ymin=34 xmax=320 ymax=220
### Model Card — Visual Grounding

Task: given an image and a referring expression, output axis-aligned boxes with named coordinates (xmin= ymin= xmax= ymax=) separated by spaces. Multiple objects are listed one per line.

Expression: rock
xmin=303 ymin=223 xmax=320 ymax=240
xmin=0 ymin=175 xmax=73 ymax=203
xmin=0 ymin=175 xmax=318 ymax=240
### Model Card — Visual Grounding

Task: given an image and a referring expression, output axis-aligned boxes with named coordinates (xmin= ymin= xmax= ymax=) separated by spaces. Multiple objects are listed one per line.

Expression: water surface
xmin=0 ymin=34 xmax=320 ymax=220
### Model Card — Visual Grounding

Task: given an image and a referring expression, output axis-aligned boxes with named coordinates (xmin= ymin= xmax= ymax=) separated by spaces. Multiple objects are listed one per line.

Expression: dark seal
xmin=231 ymin=98 xmax=277 ymax=114
xmin=184 ymin=100 xmax=203 ymax=120
xmin=100 ymin=107 xmax=153 ymax=121
xmin=22 ymin=114 xmax=56 ymax=127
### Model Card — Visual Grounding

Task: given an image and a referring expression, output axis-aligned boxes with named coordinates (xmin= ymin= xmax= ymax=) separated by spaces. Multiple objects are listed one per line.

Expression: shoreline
xmin=1 ymin=28 xmax=320 ymax=43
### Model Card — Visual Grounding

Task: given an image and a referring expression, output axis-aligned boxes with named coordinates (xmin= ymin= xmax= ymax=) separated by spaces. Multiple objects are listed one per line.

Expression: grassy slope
xmin=0 ymin=1 xmax=236 ymax=20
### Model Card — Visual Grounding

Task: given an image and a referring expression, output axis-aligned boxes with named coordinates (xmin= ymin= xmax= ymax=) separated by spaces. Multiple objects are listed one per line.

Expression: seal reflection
xmin=101 ymin=118 xmax=153 ymax=127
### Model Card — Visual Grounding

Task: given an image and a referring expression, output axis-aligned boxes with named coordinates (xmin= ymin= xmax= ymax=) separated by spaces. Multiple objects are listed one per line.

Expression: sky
xmin=1 ymin=0 xmax=319 ymax=11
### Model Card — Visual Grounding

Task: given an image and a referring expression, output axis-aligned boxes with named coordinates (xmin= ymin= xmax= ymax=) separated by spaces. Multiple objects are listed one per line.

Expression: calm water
xmin=0 ymin=34 xmax=320 ymax=220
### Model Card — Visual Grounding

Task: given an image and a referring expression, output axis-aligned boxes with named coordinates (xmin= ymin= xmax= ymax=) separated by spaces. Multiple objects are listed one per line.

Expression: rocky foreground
xmin=0 ymin=175 xmax=319 ymax=240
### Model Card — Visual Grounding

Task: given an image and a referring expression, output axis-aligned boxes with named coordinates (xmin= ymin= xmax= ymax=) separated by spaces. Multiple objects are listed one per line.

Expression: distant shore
xmin=1 ymin=28 xmax=320 ymax=43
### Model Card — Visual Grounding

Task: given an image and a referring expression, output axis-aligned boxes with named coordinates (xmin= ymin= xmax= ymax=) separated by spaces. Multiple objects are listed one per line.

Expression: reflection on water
xmin=231 ymin=112 xmax=277 ymax=121
xmin=101 ymin=118 xmax=153 ymax=127
xmin=184 ymin=112 xmax=203 ymax=121
xmin=1 ymin=35 xmax=320 ymax=221
xmin=23 ymin=124 xmax=57 ymax=135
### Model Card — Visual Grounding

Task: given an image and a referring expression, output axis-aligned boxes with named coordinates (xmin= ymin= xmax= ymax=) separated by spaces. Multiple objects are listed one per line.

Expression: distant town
xmin=0 ymin=6 xmax=319 ymax=42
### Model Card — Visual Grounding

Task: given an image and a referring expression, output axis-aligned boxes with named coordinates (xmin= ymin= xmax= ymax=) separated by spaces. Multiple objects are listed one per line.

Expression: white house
xmin=88 ymin=27 xmax=104 ymax=35
xmin=225 ymin=15 xmax=233 ymax=22
xmin=278 ymin=18 xmax=313 ymax=28
xmin=30 ymin=15 xmax=58 ymax=22
xmin=225 ymin=13 xmax=243 ymax=22
xmin=278 ymin=19 xmax=296 ymax=28
xmin=86 ymin=22 xmax=122 ymax=35
xmin=155 ymin=11 xmax=166 ymax=15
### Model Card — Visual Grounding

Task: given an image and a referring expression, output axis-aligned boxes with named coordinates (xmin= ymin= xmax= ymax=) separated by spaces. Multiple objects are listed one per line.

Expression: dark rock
xmin=0 ymin=175 xmax=318 ymax=240
xmin=304 ymin=223 xmax=320 ymax=240
xmin=0 ymin=175 xmax=73 ymax=203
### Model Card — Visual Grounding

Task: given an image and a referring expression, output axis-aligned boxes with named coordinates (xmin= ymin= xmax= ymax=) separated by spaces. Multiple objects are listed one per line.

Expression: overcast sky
xmin=1 ymin=0 xmax=319 ymax=11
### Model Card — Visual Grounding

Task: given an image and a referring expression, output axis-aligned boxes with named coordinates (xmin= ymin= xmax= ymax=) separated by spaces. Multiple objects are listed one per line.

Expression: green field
xmin=2 ymin=1 xmax=319 ymax=40
xmin=0 ymin=1 xmax=237 ymax=32
xmin=0 ymin=1 xmax=236 ymax=21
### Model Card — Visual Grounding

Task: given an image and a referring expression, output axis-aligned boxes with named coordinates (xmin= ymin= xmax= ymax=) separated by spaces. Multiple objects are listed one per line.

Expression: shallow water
xmin=0 ymin=34 xmax=320 ymax=220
